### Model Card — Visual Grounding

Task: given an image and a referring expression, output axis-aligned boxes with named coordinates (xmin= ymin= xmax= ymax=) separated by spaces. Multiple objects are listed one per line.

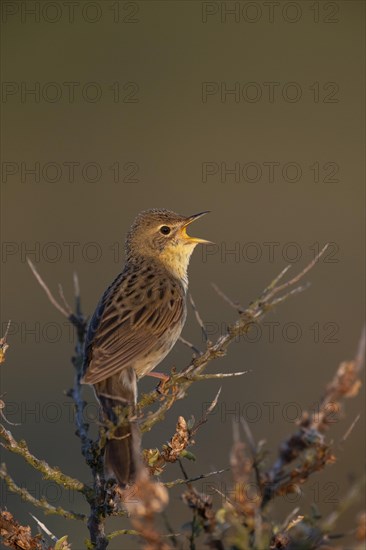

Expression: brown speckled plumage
xmin=83 ymin=260 xmax=186 ymax=385
xmin=82 ymin=209 xmax=209 ymax=486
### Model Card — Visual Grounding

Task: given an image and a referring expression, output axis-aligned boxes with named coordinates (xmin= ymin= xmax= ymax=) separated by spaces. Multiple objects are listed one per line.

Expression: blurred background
xmin=1 ymin=1 xmax=365 ymax=548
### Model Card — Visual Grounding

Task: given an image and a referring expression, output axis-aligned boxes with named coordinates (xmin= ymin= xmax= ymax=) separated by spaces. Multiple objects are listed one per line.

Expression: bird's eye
xmin=160 ymin=225 xmax=171 ymax=235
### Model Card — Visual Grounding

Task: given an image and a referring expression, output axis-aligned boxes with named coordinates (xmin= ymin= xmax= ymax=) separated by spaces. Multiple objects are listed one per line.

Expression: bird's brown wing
xmin=82 ymin=270 xmax=185 ymax=385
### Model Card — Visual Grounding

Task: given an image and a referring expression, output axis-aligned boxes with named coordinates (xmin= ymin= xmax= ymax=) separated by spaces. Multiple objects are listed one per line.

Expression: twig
xmin=211 ymin=486 xmax=243 ymax=513
xmin=30 ymin=514 xmax=57 ymax=542
xmin=58 ymin=283 xmax=73 ymax=316
xmin=106 ymin=529 xmax=141 ymax=540
xmin=178 ymin=459 xmax=190 ymax=483
xmin=260 ymin=264 xmax=292 ymax=298
xmin=262 ymin=244 xmax=329 ymax=302
xmin=0 ymin=320 xmax=11 ymax=364
xmin=269 ymin=283 xmax=310 ymax=307
xmin=0 ymin=424 xmax=90 ymax=497
xmin=185 ymin=371 xmax=250 ymax=381
xmin=141 ymin=391 xmax=183 ymax=434
xmin=190 ymin=387 xmax=221 ymax=437
xmin=0 ymin=397 xmax=20 ymax=426
xmin=0 ymin=464 xmax=86 ymax=521
xmin=27 ymin=258 xmax=70 ymax=318
xmin=73 ymin=271 xmax=85 ymax=338
xmin=1 ymin=320 xmax=12 ymax=342
xmin=164 ymin=468 xmax=229 ymax=488
xmin=340 ymin=413 xmax=361 ymax=443
xmin=211 ymin=283 xmax=245 ymax=314
xmin=279 ymin=507 xmax=300 ymax=532
xmin=189 ymin=294 xmax=209 ymax=342
xmin=179 ymin=336 xmax=201 ymax=356
xmin=285 ymin=515 xmax=304 ymax=533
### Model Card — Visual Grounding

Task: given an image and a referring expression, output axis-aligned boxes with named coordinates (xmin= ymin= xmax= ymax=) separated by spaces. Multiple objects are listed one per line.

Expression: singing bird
xmin=82 ymin=209 xmax=210 ymax=486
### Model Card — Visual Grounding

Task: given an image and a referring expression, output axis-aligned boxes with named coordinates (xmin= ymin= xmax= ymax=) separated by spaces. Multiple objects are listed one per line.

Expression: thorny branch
xmin=26 ymin=260 xmax=109 ymax=549
xmin=2 ymin=243 xmax=363 ymax=549
xmin=139 ymin=245 xmax=330 ymax=432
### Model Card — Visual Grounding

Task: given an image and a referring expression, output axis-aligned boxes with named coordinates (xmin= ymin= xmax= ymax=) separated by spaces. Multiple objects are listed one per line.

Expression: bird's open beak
xmin=181 ymin=211 xmax=212 ymax=244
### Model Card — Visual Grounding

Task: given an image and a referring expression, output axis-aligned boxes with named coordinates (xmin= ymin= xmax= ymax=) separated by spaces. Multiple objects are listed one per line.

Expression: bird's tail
xmin=95 ymin=368 xmax=142 ymax=487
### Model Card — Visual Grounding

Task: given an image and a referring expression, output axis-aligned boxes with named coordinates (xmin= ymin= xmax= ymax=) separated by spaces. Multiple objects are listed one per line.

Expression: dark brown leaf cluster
xmin=0 ymin=510 xmax=42 ymax=550
xmin=144 ymin=416 xmax=191 ymax=475
xmin=162 ymin=416 xmax=190 ymax=462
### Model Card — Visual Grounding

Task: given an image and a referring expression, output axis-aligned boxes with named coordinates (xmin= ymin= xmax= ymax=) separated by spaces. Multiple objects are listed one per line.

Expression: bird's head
xmin=126 ymin=209 xmax=211 ymax=283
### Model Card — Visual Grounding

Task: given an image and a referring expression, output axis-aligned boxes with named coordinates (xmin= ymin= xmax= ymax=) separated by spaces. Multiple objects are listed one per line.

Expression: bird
xmin=82 ymin=209 xmax=210 ymax=486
